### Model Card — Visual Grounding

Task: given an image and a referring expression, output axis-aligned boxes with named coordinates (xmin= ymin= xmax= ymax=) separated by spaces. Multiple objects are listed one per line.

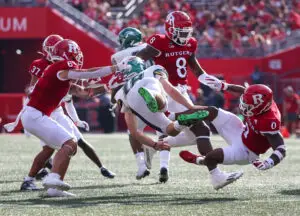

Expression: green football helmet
xmin=122 ymin=56 xmax=146 ymax=80
xmin=118 ymin=27 xmax=142 ymax=49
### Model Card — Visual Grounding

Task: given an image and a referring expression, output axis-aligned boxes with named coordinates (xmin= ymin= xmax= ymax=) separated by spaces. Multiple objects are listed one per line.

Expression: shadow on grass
xmin=0 ymin=192 xmax=240 ymax=208
xmin=280 ymin=189 xmax=300 ymax=196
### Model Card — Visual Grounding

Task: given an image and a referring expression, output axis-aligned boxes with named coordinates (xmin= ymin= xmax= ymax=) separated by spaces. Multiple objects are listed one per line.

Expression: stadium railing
xmin=48 ymin=0 xmax=119 ymax=48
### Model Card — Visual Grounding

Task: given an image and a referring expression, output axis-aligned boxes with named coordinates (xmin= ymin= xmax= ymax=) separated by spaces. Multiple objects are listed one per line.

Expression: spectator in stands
xmin=283 ymin=86 xmax=300 ymax=134
xmin=251 ymin=65 xmax=264 ymax=84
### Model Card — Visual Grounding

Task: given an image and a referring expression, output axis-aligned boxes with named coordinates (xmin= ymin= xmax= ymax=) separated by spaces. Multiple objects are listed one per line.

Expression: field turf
xmin=0 ymin=134 xmax=300 ymax=216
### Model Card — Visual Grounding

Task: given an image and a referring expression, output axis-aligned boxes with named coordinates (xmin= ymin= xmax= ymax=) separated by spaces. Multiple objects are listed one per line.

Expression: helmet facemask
xmin=170 ymin=26 xmax=193 ymax=46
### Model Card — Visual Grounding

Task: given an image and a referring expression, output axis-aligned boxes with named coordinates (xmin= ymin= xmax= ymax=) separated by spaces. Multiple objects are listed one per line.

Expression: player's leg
xmin=128 ymin=119 xmax=150 ymax=180
xmin=78 ymin=138 xmax=116 ymax=178
xmin=179 ymin=107 xmax=245 ymax=189
xmin=56 ymin=113 xmax=116 ymax=179
xmin=21 ymin=107 xmax=77 ymax=192
xmin=20 ymin=145 xmax=54 ymax=191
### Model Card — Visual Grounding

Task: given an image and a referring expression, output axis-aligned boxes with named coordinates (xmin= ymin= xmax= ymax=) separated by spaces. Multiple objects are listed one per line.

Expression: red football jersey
xmin=28 ymin=57 xmax=50 ymax=78
xmin=242 ymin=101 xmax=281 ymax=155
xmin=28 ymin=60 xmax=78 ymax=116
xmin=146 ymin=34 xmax=197 ymax=86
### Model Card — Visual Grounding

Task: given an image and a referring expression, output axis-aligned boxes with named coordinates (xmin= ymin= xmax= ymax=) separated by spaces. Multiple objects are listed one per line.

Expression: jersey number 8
xmin=176 ymin=57 xmax=187 ymax=78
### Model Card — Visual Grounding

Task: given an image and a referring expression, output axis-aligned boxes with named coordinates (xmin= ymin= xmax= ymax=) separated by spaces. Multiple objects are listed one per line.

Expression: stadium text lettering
xmin=0 ymin=17 xmax=27 ymax=32
xmin=165 ymin=51 xmax=192 ymax=57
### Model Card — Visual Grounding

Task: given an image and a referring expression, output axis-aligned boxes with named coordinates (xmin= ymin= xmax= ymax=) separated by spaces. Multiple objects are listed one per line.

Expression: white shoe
xmin=143 ymin=145 xmax=156 ymax=170
xmin=42 ymin=173 xmax=71 ymax=191
xmin=210 ymin=171 xmax=243 ymax=190
xmin=47 ymin=188 xmax=76 ymax=197
xmin=136 ymin=166 xmax=150 ymax=180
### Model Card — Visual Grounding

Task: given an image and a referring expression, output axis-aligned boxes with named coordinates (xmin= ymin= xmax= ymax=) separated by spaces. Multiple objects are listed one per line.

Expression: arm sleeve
xmin=64 ymin=99 xmax=80 ymax=122
xmin=67 ymin=66 xmax=113 ymax=80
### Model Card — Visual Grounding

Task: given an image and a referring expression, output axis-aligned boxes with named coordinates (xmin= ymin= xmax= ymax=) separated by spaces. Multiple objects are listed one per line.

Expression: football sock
xmin=24 ymin=176 xmax=34 ymax=182
xmin=160 ymin=150 xmax=170 ymax=169
xmin=135 ymin=152 xmax=146 ymax=169
xmin=209 ymin=167 xmax=222 ymax=176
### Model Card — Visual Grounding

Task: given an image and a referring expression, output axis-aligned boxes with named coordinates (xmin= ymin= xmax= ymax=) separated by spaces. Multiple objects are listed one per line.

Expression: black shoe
xmin=20 ymin=180 xmax=40 ymax=191
xmin=101 ymin=167 xmax=116 ymax=179
xmin=136 ymin=169 xmax=150 ymax=180
xmin=159 ymin=167 xmax=169 ymax=183
xmin=35 ymin=169 xmax=49 ymax=181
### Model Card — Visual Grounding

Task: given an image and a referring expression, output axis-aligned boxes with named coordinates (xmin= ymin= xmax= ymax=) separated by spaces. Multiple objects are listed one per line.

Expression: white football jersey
xmin=111 ymin=43 xmax=154 ymax=68
xmin=114 ymin=65 xmax=168 ymax=112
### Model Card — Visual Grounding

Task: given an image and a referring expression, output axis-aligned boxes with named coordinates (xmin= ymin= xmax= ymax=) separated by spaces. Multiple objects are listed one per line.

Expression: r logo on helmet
xmin=252 ymin=94 xmax=264 ymax=105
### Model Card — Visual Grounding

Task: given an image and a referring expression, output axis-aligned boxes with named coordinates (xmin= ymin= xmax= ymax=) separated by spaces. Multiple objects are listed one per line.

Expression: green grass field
xmin=0 ymin=134 xmax=300 ymax=216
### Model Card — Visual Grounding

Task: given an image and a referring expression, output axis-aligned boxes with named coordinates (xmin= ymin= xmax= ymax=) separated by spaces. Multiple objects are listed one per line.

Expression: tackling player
xmin=20 ymin=39 xmax=120 ymax=196
xmin=179 ymin=84 xmax=286 ymax=190
xmin=136 ymin=11 xmax=229 ymax=181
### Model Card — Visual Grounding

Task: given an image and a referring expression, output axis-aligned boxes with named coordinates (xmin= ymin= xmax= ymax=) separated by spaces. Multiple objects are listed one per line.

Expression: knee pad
xmin=62 ymin=140 xmax=77 ymax=157
xmin=164 ymin=129 xmax=197 ymax=147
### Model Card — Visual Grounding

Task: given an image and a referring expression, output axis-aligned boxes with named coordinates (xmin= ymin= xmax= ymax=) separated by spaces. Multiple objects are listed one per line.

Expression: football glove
xmin=252 ymin=159 xmax=274 ymax=171
xmin=198 ymin=74 xmax=228 ymax=91
xmin=76 ymin=120 xmax=90 ymax=131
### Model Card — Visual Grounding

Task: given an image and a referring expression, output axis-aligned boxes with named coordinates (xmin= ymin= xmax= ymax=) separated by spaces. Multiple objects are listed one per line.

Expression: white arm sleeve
xmin=64 ymin=99 xmax=80 ymax=122
xmin=67 ymin=66 xmax=113 ymax=80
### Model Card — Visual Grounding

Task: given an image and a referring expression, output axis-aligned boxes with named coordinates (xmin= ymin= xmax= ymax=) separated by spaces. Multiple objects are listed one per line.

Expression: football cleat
xmin=136 ymin=167 xmax=150 ymax=180
xmin=211 ymin=171 xmax=243 ymax=190
xmin=159 ymin=167 xmax=169 ymax=183
xmin=179 ymin=150 xmax=205 ymax=165
xmin=42 ymin=173 xmax=71 ymax=191
xmin=20 ymin=180 xmax=40 ymax=191
xmin=177 ymin=110 xmax=209 ymax=126
xmin=138 ymin=87 xmax=158 ymax=113
xmin=35 ymin=168 xmax=49 ymax=181
xmin=46 ymin=188 xmax=76 ymax=197
xmin=100 ymin=167 xmax=116 ymax=179
xmin=144 ymin=145 xmax=157 ymax=170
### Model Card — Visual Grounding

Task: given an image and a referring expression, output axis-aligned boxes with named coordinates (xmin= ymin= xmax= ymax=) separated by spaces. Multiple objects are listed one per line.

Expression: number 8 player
xmin=137 ymin=11 xmax=228 ymax=178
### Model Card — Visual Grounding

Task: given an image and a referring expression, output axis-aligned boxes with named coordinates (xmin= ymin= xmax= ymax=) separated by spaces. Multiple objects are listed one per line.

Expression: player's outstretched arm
xmin=125 ymin=112 xmax=170 ymax=150
xmin=226 ymin=84 xmax=245 ymax=94
xmin=136 ymin=45 xmax=160 ymax=61
xmin=252 ymin=133 xmax=286 ymax=171
xmin=160 ymin=78 xmax=194 ymax=109
xmin=58 ymin=65 xmax=118 ymax=80
xmin=64 ymin=98 xmax=90 ymax=131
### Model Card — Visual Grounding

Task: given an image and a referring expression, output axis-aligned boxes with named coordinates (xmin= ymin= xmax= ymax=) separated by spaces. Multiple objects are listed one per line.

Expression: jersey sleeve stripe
xmin=260 ymin=130 xmax=280 ymax=134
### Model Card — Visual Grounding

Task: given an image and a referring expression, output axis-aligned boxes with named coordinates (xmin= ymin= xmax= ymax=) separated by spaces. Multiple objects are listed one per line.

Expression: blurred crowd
xmin=69 ymin=0 xmax=300 ymax=55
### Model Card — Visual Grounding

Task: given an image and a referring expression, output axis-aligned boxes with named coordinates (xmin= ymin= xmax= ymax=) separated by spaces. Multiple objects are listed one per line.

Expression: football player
xmin=112 ymin=27 xmax=173 ymax=181
xmin=136 ymin=11 xmax=231 ymax=181
xmin=179 ymin=84 xmax=286 ymax=190
xmin=110 ymin=56 xmax=208 ymax=153
xmin=6 ymin=36 xmax=114 ymax=196
xmin=20 ymin=39 xmax=120 ymax=196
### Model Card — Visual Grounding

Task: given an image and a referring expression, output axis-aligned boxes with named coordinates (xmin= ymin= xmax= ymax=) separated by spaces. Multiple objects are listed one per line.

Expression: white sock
xmin=24 ymin=176 xmax=34 ymax=182
xmin=135 ymin=152 xmax=146 ymax=169
xmin=209 ymin=167 xmax=222 ymax=176
xmin=160 ymin=150 xmax=170 ymax=169
xmin=48 ymin=172 xmax=61 ymax=179
xmin=174 ymin=121 xmax=186 ymax=132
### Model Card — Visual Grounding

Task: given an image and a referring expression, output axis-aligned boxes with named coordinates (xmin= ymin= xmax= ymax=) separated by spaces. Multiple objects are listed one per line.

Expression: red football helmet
xmin=42 ymin=34 xmax=63 ymax=61
xmin=52 ymin=39 xmax=83 ymax=68
xmin=239 ymin=84 xmax=273 ymax=116
xmin=165 ymin=11 xmax=193 ymax=46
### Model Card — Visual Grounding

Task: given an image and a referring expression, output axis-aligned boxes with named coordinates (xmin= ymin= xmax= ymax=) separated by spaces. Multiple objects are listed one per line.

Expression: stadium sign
xmin=0 ymin=8 xmax=47 ymax=38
